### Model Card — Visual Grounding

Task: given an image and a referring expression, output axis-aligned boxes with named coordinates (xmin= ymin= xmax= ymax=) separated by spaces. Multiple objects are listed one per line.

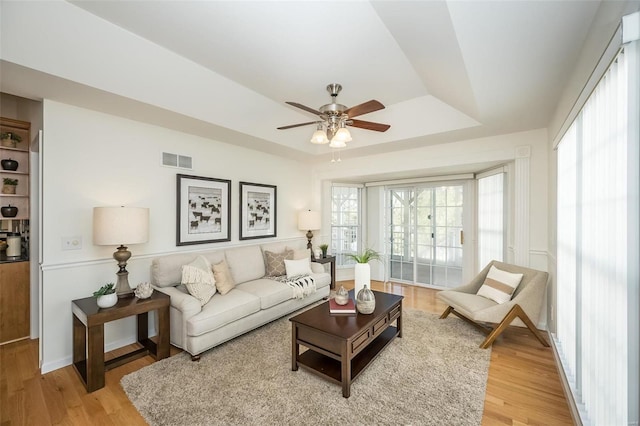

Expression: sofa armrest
xmin=153 ymin=285 xmax=202 ymax=320
xmin=310 ymin=262 xmax=325 ymax=274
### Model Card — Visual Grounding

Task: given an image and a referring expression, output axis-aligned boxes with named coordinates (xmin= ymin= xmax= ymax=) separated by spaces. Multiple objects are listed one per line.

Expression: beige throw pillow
xmin=181 ymin=255 xmax=216 ymax=306
xmin=477 ymin=265 xmax=524 ymax=304
xmin=264 ymin=249 xmax=293 ymax=277
xmin=213 ymin=259 xmax=236 ymax=295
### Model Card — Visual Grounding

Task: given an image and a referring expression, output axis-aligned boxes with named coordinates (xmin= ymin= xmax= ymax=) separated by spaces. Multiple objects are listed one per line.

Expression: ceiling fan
xmin=277 ymin=83 xmax=390 ymax=147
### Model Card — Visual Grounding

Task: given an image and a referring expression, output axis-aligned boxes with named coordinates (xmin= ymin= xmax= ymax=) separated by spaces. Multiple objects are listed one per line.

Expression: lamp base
xmin=113 ymin=245 xmax=134 ymax=298
xmin=116 ymin=271 xmax=134 ymax=298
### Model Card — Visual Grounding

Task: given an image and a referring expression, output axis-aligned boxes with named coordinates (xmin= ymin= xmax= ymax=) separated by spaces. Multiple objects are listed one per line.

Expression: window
xmin=555 ymin=46 xmax=639 ymax=425
xmin=331 ymin=186 xmax=361 ymax=266
xmin=477 ymin=171 xmax=505 ymax=269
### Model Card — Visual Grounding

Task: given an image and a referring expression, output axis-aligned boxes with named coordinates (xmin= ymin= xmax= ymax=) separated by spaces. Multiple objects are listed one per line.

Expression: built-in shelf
xmin=0 ymin=117 xmax=30 ymax=221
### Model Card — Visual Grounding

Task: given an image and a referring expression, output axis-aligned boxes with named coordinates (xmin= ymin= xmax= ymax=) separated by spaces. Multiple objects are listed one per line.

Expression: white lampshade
xmin=298 ymin=210 xmax=321 ymax=231
xmin=93 ymin=206 xmax=149 ymax=245
xmin=332 ymin=127 xmax=352 ymax=143
xmin=310 ymin=128 xmax=329 ymax=144
xmin=329 ymin=138 xmax=347 ymax=148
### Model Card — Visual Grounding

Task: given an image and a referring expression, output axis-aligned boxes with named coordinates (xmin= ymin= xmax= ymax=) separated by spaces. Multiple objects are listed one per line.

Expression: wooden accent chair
xmin=437 ymin=261 xmax=549 ymax=349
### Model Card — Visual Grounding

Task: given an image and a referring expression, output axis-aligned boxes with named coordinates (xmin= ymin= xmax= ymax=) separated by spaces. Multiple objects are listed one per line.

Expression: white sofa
xmin=150 ymin=241 xmax=331 ymax=359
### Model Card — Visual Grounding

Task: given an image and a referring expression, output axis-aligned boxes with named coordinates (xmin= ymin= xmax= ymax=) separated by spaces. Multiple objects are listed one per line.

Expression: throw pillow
xmin=213 ymin=259 xmax=236 ymax=295
xmin=290 ymin=247 xmax=311 ymax=261
xmin=477 ymin=265 xmax=524 ymax=304
xmin=181 ymin=256 xmax=216 ymax=306
xmin=264 ymin=249 xmax=293 ymax=277
xmin=284 ymin=258 xmax=313 ymax=279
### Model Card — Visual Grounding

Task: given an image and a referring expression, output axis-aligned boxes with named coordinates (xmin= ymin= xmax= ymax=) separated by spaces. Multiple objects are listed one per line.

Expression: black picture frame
xmin=239 ymin=181 xmax=277 ymax=240
xmin=176 ymin=174 xmax=231 ymax=245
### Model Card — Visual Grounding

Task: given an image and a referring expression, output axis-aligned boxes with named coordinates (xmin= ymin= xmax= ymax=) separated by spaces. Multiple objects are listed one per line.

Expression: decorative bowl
xmin=134 ymin=282 xmax=154 ymax=299
xmin=1 ymin=205 xmax=18 ymax=218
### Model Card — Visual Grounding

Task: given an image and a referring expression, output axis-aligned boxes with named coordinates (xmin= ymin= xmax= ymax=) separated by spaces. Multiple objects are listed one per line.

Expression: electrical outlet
xmin=62 ymin=236 xmax=82 ymax=250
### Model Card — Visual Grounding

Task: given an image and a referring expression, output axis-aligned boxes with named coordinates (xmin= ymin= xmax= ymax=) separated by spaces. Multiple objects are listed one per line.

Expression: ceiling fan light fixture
xmin=310 ymin=124 xmax=329 ymax=144
xmin=329 ymin=138 xmax=347 ymax=148
xmin=333 ymin=125 xmax=352 ymax=143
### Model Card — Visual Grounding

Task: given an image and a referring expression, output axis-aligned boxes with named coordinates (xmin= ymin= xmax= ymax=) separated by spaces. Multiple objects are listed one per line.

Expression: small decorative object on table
xmin=334 ymin=285 xmax=349 ymax=305
xmin=93 ymin=283 xmax=117 ymax=308
xmin=356 ymin=284 xmax=376 ymax=314
xmin=319 ymin=243 xmax=329 ymax=258
xmin=347 ymin=248 xmax=381 ymax=298
xmin=134 ymin=282 xmax=154 ymax=299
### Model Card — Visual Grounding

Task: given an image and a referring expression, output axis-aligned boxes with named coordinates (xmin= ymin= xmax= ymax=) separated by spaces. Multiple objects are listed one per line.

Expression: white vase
xmin=97 ymin=293 xmax=117 ymax=308
xmin=354 ymin=263 xmax=370 ymax=301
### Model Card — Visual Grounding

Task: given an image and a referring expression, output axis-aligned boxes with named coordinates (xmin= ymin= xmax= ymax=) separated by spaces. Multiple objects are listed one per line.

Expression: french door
xmin=387 ymin=183 xmax=468 ymax=288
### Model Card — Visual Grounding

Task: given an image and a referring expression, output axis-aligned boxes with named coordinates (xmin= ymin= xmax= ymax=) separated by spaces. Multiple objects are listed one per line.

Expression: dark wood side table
xmin=314 ymin=255 xmax=336 ymax=289
xmin=71 ymin=291 xmax=170 ymax=392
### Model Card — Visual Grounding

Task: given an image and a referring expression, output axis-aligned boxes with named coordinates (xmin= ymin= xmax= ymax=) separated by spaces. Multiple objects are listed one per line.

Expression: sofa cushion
xmin=284 ymin=258 xmax=313 ymax=278
xmin=186 ymin=289 xmax=261 ymax=336
xmin=151 ymin=250 xmax=225 ymax=288
xmin=235 ymin=279 xmax=293 ymax=309
xmin=224 ymin=245 xmax=266 ymax=284
xmin=264 ymin=249 xmax=293 ymax=277
xmin=437 ymin=290 xmax=497 ymax=320
xmin=477 ymin=265 xmax=523 ymax=304
xmin=181 ymin=256 xmax=216 ymax=306
xmin=213 ymin=260 xmax=236 ymax=295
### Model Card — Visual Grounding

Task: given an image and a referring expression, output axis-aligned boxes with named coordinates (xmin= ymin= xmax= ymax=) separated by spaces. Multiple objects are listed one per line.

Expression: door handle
xmin=460 ymin=230 xmax=464 ymax=245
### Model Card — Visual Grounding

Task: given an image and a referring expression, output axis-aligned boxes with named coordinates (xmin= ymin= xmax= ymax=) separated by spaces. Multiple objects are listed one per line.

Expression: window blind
xmin=477 ymin=172 xmax=505 ymax=269
xmin=555 ymin=45 xmax=638 ymax=425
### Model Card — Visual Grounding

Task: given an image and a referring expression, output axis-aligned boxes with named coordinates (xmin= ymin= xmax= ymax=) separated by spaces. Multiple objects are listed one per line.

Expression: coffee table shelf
xmin=297 ymin=326 xmax=399 ymax=384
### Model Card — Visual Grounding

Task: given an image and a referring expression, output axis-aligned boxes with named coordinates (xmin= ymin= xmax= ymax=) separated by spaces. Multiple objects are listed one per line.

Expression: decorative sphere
xmin=334 ymin=286 xmax=349 ymax=305
xmin=134 ymin=282 xmax=154 ymax=299
xmin=356 ymin=285 xmax=376 ymax=314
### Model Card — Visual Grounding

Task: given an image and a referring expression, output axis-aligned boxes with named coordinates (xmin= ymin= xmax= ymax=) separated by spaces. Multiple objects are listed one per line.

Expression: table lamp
xmin=93 ymin=206 xmax=149 ymax=298
xmin=298 ymin=210 xmax=321 ymax=252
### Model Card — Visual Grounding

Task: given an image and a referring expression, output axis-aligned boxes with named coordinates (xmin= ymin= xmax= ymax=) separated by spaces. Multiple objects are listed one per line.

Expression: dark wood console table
xmin=71 ymin=291 xmax=170 ymax=392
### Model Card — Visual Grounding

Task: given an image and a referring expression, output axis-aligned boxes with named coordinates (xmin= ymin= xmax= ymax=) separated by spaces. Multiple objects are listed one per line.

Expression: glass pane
xmin=447 ymin=207 xmax=463 ymax=226
xmin=447 ymin=186 xmax=463 ymax=206
xmin=435 ymin=227 xmax=447 ymax=246
xmin=435 ymin=187 xmax=447 ymax=206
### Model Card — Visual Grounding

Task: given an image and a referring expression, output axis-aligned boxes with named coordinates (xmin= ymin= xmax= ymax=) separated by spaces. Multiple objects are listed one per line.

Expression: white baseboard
xmin=549 ymin=332 xmax=583 ymax=426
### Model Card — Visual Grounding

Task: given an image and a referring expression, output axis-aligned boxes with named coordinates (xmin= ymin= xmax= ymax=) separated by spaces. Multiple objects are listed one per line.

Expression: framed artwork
xmin=176 ymin=174 xmax=231 ymax=245
xmin=239 ymin=181 xmax=277 ymax=240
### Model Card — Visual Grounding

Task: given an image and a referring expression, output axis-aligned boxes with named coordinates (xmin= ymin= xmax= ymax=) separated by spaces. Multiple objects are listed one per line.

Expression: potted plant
xmin=346 ymin=248 xmax=381 ymax=299
xmin=93 ymin=283 xmax=117 ymax=308
xmin=2 ymin=178 xmax=18 ymax=194
xmin=0 ymin=132 xmax=22 ymax=148
xmin=319 ymin=243 xmax=329 ymax=258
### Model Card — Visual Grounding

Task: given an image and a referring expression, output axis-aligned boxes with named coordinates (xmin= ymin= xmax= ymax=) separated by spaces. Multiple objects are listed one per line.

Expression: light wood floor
xmin=0 ymin=281 xmax=573 ymax=425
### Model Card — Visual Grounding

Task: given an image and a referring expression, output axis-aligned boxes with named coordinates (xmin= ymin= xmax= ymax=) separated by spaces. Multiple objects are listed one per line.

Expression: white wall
xmin=40 ymin=100 xmax=313 ymax=373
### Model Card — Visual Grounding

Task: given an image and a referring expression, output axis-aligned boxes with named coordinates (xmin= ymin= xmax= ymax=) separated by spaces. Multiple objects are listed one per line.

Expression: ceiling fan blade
xmin=277 ymin=121 xmax=318 ymax=130
xmin=349 ymin=119 xmax=390 ymax=132
xmin=344 ymin=100 xmax=385 ymax=118
xmin=285 ymin=102 xmax=323 ymax=116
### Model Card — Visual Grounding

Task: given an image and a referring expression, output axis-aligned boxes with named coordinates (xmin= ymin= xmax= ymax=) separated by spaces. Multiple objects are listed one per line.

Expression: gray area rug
xmin=121 ymin=309 xmax=490 ymax=425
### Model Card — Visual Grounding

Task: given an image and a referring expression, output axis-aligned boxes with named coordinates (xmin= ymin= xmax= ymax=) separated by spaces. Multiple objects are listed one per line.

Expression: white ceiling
xmin=5 ymin=1 xmax=602 ymax=162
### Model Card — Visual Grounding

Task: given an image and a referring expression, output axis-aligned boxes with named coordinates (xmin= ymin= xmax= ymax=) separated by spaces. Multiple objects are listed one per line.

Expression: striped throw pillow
xmin=477 ymin=265 xmax=523 ymax=304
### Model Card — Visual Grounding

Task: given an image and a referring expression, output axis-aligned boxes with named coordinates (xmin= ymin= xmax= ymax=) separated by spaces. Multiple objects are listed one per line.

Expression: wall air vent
xmin=162 ymin=152 xmax=193 ymax=170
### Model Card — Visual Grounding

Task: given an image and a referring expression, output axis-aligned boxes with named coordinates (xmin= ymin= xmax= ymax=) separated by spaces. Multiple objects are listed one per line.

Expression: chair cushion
xmin=181 ymin=255 xmax=216 ymax=306
xmin=437 ymin=290 xmax=497 ymax=320
xmin=476 ymin=265 xmax=523 ymax=304
xmin=187 ymin=289 xmax=260 ymax=336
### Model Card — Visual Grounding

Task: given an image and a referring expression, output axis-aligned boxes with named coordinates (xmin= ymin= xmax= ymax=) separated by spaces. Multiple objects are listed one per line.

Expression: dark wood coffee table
xmin=290 ymin=290 xmax=403 ymax=397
